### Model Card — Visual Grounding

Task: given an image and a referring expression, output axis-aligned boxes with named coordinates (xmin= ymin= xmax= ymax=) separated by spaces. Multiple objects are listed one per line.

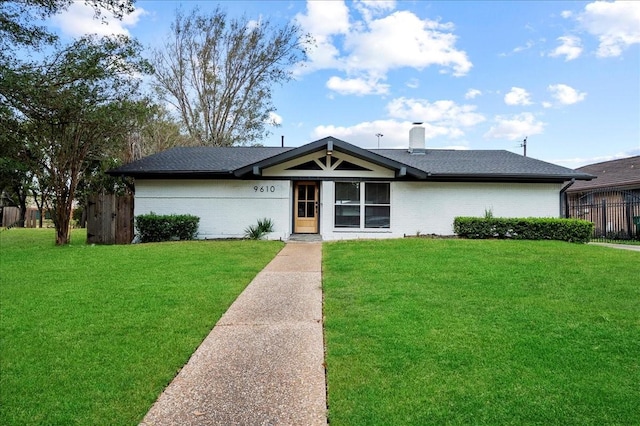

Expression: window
xmin=335 ymin=182 xmax=390 ymax=229
xmin=335 ymin=182 xmax=360 ymax=228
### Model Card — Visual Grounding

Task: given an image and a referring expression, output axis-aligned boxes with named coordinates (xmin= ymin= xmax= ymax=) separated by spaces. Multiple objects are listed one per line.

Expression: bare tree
xmin=152 ymin=7 xmax=309 ymax=146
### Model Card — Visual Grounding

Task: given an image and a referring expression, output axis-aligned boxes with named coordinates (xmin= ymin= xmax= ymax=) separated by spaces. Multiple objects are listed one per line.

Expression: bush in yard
xmin=453 ymin=217 xmax=594 ymax=243
xmin=135 ymin=213 xmax=200 ymax=242
xmin=244 ymin=218 xmax=275 ymax=240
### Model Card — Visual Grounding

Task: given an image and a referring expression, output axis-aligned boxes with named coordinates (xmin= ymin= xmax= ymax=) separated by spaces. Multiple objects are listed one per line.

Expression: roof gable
xmin=233 ymin=137 xmax=426 ymax=179
xmin=260 ymin=149 xmax=396 ymax=179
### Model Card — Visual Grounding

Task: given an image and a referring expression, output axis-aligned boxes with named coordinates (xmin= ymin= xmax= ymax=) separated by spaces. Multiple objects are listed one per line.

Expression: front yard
xmin=0 ymin=229 xmax=283 ymax=425
xmin=2 ymin=230 xmax=638 ymax=424
xmin=323 ymin=239 xmax=639 ymax=425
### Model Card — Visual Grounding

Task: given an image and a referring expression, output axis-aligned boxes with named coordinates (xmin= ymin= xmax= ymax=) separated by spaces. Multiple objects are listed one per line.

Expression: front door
xmin=294 ymin=181 xmax=319 ymax=233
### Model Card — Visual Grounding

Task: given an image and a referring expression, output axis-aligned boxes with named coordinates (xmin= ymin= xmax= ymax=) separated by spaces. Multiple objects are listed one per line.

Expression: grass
xmin=323 ymin=239 xmax=640 ymax=425
xmin=0 ymin=228 xmax=283 ymax=425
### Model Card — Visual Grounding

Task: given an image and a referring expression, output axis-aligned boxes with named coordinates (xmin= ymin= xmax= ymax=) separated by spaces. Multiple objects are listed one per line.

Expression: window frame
xmin=334 ymin=181 xmax=391 ymax=230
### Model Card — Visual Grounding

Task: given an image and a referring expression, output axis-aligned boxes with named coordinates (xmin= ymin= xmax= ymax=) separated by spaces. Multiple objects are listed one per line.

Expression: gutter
xmin=559 ymin=178 xmax=575 ymax=217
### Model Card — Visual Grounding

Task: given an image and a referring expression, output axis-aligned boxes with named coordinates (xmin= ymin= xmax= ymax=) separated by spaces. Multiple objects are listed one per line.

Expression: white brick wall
xmin=134 ymin=179 xmax=562 ymax=241
xmin=319 ymin=181 xmax=562 ymax=240
xmin=392 ymin=181 xmax=563 ymax=236
xmin=134 ymin=180 xmax=291 ymax=240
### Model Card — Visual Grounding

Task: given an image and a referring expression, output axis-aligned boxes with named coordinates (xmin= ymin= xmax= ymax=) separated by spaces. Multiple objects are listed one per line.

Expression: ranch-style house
xmin=109 ymin=125 xmax=594 ymax=241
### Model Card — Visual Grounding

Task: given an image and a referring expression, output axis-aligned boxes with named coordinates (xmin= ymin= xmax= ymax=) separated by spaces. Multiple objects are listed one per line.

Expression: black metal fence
xmin=566 ymin=190 xmax=640 ymax=241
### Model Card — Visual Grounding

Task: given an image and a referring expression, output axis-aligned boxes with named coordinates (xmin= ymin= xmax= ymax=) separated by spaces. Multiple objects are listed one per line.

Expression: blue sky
xmin=47 ymin=0 xmax=639 ymax=168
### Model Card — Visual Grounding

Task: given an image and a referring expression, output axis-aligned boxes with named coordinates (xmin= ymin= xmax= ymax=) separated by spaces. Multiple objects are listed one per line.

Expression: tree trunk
xmin=18 ymin=193 xmax=27 ymax=228
xmin=55 ymin=202 xmax=72 ymax=245
xmin=33 ymin=189 xmax=44 ymax=228
xmin=53 ymin=180 xmax=75 ymax=245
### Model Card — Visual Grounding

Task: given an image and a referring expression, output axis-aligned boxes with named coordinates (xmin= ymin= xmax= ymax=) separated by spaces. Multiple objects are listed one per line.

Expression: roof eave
xmin=106 ymin=170 xmax=236 ymax=179
xmin=424 ymin=172 xmax=595 ymax=183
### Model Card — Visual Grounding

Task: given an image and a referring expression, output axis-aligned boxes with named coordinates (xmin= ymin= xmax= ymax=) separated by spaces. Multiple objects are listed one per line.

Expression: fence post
xmin=601 ymin=199 xmax=607 ymax=237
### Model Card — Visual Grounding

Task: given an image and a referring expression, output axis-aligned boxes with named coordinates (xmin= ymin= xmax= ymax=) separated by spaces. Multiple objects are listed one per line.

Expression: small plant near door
xmin=244 ymin=218 xmax=275 ymax=240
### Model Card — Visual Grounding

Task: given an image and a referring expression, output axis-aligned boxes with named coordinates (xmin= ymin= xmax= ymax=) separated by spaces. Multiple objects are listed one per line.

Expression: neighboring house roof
xmin=108 ymin=137 xmax=594 ymax=183
xmin=566 ymin=155 xmax=640 ymax=192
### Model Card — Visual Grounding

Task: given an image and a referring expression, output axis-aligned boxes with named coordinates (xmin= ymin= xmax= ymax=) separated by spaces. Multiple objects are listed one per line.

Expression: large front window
xmin=335 ymin=182 xmax=390 ymax=229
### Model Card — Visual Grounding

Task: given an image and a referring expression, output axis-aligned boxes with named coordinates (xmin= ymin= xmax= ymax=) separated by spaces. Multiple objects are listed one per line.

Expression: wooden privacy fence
xmin=1 ymin=207 xmax=39 ymax=228
xmin=1 ymin=207 xmax=20 ymax=228
xmin=87 ymin=193 xmax=134 ymax=244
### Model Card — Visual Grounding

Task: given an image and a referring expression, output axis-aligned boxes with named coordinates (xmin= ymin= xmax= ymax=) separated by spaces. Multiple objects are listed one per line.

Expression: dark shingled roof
xmin=109 ymin=147 xmax=293 ymax=177
xmin=373 ymin=149 xmax=591 ymax=181
xmin=567 ymin=155 xmax=640 ymax=192
xmin=108 ymin=138 xmax=594 ymax=183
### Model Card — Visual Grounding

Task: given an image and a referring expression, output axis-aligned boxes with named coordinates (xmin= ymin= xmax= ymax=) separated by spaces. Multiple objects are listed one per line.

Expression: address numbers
xmin=253 ymin=185 xmax=276 ymax=193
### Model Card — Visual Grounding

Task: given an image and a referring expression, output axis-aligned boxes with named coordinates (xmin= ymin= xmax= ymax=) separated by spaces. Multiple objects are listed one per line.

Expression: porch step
xmin=288 ymin=233 xmax=323 ymax=242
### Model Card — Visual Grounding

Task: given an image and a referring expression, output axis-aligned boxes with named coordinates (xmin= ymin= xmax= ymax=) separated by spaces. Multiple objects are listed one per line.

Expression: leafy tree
xmin=0 ymin=0 xmax=134 ymax=50
xmin=0 ymin=106 xmax=35 ymax=227
xmin=136 ymin=105 xmax=197 ymax=157
xmin=0 ymin=35 xmax=153 ymax=244
xmin=152 ymin=7 xmax=310 ymax=146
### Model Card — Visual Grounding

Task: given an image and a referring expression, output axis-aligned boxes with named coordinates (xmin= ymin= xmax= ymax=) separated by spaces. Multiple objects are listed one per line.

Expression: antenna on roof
xmin=520 ymin=137 xmax=527 ymax=157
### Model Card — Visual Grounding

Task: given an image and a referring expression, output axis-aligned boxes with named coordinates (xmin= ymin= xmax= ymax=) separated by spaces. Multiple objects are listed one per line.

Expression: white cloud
xmin=294 ymin=1 xmax=350 ymax=74
xmin=552 ymin=149 xmax=640 ymax=168
xmin=310 ymin=96 xmax=486 ymax=148
xmin=344 ymin=10 xmax=472 ymax=76
xmin=499 ymin=40 xmax=535 ymax=57
xmin=50 ymin=2 xmax=146 ymax=38
xmin=406 ymin=78 xmax=420 ymax=89
xmin=465 ymin=89 xmax=482 ymax=99
xmin=387 ymin=97 xmax=485 ymax=128
xmin=561 ymin=10 xmax=573 ymax=19
xmin=295 ymin=1 xmax=472 ymax=94
xmin=312 ymin=119 xmax=463 ymax=148
xmin=326 ymin=76 xmax=389 ymax=96
xmin=549 ymin=35 xmax=583 ymax=61
xmin=268 ymin=111 xmax=283 ymax=126
xmin=295 ymin=0 xmax=350 ymax=36
xmin=504 ymin=87 xmax=533 ymax=106
xmin=484 ymin=113 xmax=545 ymax=140
xmin=513 ymin=40 xmax=535 ymax=53
xmin=313 ymin=120 xmax=414 ymax=148
xmin=354 ymin=0 xmax=396 ymax=22
xmin=577 ymin=1 xmax=640 ymax=57
xmin=547 ymin=84 xmax=587 ymax=105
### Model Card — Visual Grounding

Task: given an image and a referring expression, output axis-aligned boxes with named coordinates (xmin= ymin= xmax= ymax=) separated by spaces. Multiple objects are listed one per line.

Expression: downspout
xmin=559 ymin=178 xmax=575 ymax=218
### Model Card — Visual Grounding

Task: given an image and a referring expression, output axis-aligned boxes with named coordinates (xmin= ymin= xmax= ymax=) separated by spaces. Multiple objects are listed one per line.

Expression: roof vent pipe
xmin=409 ymin=122 xmax=425 ymax=154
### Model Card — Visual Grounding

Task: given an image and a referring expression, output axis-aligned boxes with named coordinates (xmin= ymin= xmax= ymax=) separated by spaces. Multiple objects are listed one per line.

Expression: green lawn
xmin=323 ymin=239 xmax=640 ymax=425
xmin=0 ymin=228 xmax=283 ymax=425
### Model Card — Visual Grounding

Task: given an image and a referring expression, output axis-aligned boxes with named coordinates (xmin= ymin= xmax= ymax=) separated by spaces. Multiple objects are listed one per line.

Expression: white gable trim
xmin=262 ymin=150 xmax=395 ymax=179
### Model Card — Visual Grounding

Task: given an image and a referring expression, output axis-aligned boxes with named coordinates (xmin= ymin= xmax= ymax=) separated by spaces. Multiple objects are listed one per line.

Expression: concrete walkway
xmin=589 ymin=242 xmax=640 ymax=252
xmin=140 ymin=242 xmax=326 ymax=426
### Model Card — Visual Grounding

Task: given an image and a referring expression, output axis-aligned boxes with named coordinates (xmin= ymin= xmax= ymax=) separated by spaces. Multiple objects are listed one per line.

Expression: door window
xmin=297 ymin=184 xmax=316 ymax=218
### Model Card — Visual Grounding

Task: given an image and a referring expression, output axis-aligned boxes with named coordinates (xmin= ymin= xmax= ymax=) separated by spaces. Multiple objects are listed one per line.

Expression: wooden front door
xmin=294 ymin=181 xmax=319 ymax=233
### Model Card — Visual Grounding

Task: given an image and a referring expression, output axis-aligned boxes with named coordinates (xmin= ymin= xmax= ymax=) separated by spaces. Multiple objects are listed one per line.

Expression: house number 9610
xmin=254 ymin=185 xmax=276 ymax=193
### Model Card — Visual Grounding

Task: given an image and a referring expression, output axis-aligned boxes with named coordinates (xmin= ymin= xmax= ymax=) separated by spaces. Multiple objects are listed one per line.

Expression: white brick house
xmin=109 ymin=126 xmax=593 ymax=241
